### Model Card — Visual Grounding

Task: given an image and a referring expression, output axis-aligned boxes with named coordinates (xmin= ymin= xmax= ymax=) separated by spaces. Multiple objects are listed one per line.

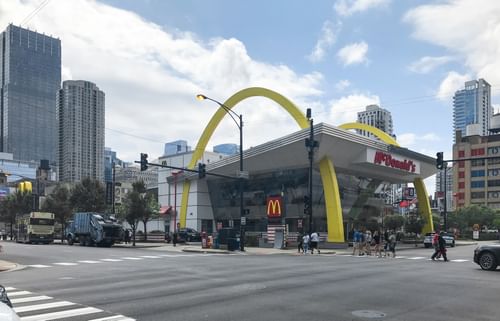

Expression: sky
xmin=1 ymin=0 xmax=500 ymax=196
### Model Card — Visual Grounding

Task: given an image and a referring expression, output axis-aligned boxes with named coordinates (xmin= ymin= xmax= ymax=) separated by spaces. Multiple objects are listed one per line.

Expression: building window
xmin=471 ymin=181 xmax=485 ymax=188
xmin=458 ymin=150 xmax=465 ymax=158
xmin=458 ymin=182 xmax=465 ymax=189
xmin=458 ymin=161 xmax=465 ymax=168
xmin=471 ymin=159 xmax=485 ymax=166
xmin=459 ymin=172 xmax=465 ymax=179
xmin=471 ymin=192 xmax=485 ymax=199
xmin=487 ymin=180 xmax=500 ymax=187
xmin=471 ymin=170 xmax=485 ymax=177
xmin=471 ymin=148 xmax=485 ymax=156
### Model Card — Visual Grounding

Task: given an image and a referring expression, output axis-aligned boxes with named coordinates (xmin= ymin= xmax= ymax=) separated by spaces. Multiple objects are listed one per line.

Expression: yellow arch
xmin=180 ymin=87 xmax=343 ymax=242
xmin=338 ymin=122 xmax=400 ymax=147
xmin=339 ymin=122 xmax=433 ymax=233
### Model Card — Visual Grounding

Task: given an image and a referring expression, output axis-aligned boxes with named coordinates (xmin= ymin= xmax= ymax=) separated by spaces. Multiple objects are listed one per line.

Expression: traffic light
xmin=436 ymin=152 xmax=444 ymax=170
xmin=18 ymin=181 xmax=32 ymax=193
xmin=198 ymin=163 xmax=206 ymax=179
xmin=303 ymin=195 xmax=310 ymax=214
xmin=140 ymin=153 xmax=148 ymax=171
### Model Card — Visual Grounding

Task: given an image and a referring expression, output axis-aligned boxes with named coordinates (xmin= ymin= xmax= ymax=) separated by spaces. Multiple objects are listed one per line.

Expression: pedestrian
xmin=310 ymin=231 xmax=320 ymax=254
xmin=373 ymin=230 xmax=381 ymax=257
xmin=432 ymin=231 xmax=448 ymax=261
xmin=359 ymin=229 xmax=366 ymax=256
xmin=352 ymin=229 xmax=360 ymax=256
xmin=297 ymin=233 xmax=303 ymax=253
xmin=365 ymin=230 xmax=372 ymax=256
xmin=302 ymin=233 xmax=310 ymax=255
xmin=432 ymin=232 xmax=441 ymax=259
xmin=388 ymin=231 xmax=397 ymax=258
xmin=173 ymin=231 xmax=178 ymax=247
xmin=383 ymin=230 xmax=390 ymax=257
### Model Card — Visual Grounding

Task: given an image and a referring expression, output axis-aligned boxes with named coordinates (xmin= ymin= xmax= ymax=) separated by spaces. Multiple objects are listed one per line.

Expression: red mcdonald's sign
xmin=267 ymin=195 xmax=283 ymax=218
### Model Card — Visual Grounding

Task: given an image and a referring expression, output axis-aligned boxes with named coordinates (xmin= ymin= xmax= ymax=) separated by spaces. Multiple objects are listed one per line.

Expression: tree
xmin=70 ymin=177 xmax=106 ymax=212
xmin=120 ymin=181 xmax=149 ymax=246
xmin=41 ymin=184 xmax=72 ymax=241
xmin=405 ymin=215 xmax=426 ymax=246
xmin=384 ymin=215 xmax=405 ymax=231
xmin=0 ymin=190 xmax=33 ymax=238
xmin=449 ymin=205 xmax=497 ymax=232
xmin=142 ymin=192 xmax=160 ymax=241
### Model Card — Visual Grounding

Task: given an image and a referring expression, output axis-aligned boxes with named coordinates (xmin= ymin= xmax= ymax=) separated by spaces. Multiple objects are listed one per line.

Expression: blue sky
xmin=1 ymin=0 xmax=499 ymax=194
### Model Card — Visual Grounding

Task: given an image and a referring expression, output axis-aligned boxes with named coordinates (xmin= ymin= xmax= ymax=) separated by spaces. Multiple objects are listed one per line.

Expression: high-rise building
xmin=57 ymin=80 xmax=105 ymax=182
xmin=356 ymin=105 xmax=394 ymax=139
xmin=213 ymin=143 xmax=239 ymax=155
xmin=453 ymin=79 xmax=491 ymax=141
xmin=435 ymin=165 xmax=453 ymax=212
xmin=0 ymin=24 xmax=61 ymax=164
xmin=164 ymin=140 xmax=191 ymax=156
xmin=104 ymin=147 xmax=124 ymax=183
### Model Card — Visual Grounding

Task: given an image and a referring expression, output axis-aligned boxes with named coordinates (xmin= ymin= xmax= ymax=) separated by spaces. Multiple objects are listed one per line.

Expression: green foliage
xmin=448 ymin=205 xmax=498 ymax=231
xmin=405 ymin=215 xmax=426 ymax=235
xmin=0 ymin=190 xmax=33 ymax=236
xmin=384 ymin=215 xmax=405 ymax=231
xmin=41 ymin=184 xmax=72 ymax=241
xmin=70 ymin=177 xmax=106 ymax=212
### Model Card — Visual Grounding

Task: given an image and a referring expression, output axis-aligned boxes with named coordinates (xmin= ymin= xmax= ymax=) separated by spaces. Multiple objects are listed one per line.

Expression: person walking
xmin=388 ymin=231 xmax=397 ymax=258
xmin=432 ymin=231 xmax=448 ymax=261
xmin=373 ymin=230 xmax=381 ymax=257
xmin=310 ymin=231 xmax=320 ymax=254
xmin=173 ymin=231 xmax=178 ymax=247
xmin=432 ymin=232 xmax=441 ymax=259
xmin=302 ymin=233 xmax=310 ymax=255
xmin=297 ymin=233 xmax=303 ymax=253
xmin=352 ymin=229 xmax=360 ymax=256
xmin=365 ymin=230 xmax=372 ymax=256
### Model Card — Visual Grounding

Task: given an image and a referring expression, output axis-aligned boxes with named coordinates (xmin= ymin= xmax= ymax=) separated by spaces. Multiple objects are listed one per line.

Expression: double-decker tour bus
xmin=16 ymin=212 xmax=55 ymax=244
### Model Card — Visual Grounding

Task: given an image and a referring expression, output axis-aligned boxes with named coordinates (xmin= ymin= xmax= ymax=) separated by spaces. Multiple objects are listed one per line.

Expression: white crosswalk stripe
xmin=78 ymin=260 xmax=102 ymax=264
xmin=6 ymin=287 xmax=135 ymax=321
xmin=335 ymin=253 xmax=470 ymax=263
xmin=28 ymin=264 xmax=51 ymax=268
xmin=139 ymin=255 xmax=161 ymax=259
xmin=407 ymin=257 xmax=426 ymax=260
xmin=53 ymin=262 xmax=79 ymax=266
xmin=100 ymin=259 xmax=123 ymax=262
xmin=120 ymin=257 xmax=143 ymax=260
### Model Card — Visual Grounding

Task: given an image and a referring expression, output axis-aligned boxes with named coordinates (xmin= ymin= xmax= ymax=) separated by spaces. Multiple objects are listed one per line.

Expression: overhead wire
xmin=20 ymin=0 xmax=51 ymax=27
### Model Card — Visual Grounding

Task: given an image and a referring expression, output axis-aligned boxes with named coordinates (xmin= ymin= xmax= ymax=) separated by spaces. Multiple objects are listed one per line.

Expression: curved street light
xmin=196 ymin=94 xmax=245 ymax=251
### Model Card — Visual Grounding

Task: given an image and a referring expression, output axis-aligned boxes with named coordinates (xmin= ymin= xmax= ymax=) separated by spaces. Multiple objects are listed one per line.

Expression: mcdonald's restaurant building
xmin=170 ymin=121 xmax=437 ymax=245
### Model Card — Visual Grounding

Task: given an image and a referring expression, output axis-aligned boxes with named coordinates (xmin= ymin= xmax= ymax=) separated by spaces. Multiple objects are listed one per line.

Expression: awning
xmin=159 ymin=206 xmax=172 ymax=215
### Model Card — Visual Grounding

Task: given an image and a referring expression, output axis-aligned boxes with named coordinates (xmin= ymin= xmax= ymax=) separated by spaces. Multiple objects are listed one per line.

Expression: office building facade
xmin=164 ymin=140 xmax=191 ymax=156
xmin=357 ymin=105 xmax=394 ymax=139
xmin=453 ymin=79 xmax=492 ymax=141
xmin=213 ymin=143 xmax=239 ymax=155
xmin=57 ymin=80 xmax=105 ymax=182
xmin=0 ymin=24 xmax=61 ymax=164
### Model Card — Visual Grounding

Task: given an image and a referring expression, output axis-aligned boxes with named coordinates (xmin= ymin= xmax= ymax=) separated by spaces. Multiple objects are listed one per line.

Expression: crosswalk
xmin=27 ymin=253 xmax=219 ymax=269
xmin=5 ymin=287 xmax=134 ymax=321
xmin=335 ymin=253 xmax=471 ymax=263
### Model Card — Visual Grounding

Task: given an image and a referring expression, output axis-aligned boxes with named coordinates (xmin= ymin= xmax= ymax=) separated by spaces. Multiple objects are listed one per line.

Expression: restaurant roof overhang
xmin=181 ymin=122 xmax=437 ymax=184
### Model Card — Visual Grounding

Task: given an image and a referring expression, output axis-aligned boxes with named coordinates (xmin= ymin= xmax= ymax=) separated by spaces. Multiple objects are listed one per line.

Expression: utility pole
xmin=305 ymin=108 xmax=319 ymax=235
xmin=112 ymin=161 xmax=116 ymax=214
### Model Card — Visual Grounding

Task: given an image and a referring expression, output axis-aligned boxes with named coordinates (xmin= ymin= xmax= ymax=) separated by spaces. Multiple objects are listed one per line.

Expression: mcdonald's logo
xmin=267 ymin=196 xmax=283 ymax=217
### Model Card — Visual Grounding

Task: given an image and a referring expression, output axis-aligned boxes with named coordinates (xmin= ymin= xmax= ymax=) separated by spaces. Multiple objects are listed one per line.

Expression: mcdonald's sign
xmin=267 ymin=195 xmax=283 ymax=218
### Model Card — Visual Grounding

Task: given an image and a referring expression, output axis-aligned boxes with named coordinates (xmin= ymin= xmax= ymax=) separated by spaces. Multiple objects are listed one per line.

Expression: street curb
xmin=0 ymin=261 xmax=26 ymax=273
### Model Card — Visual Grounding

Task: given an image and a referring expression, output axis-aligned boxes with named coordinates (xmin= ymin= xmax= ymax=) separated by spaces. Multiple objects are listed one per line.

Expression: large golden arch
xmin=180 ymin=87 xmax=432 ymax=243
xmin=338 ymin=123 xmax=433 ymax=234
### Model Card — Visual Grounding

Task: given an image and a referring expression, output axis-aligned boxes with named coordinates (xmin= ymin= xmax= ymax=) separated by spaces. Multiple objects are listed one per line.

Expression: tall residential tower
xmin=57 ymin=80 xmax=105 ymax=182
xmin=0 ymin=24 xmax=61 ymax=163
xmin=356 ymin=104 xmax=394 ymax=139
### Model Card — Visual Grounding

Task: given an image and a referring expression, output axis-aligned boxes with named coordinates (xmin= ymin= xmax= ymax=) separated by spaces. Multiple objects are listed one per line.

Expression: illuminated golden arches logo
xmin=266 ymin=196 xmax=282 ymax=217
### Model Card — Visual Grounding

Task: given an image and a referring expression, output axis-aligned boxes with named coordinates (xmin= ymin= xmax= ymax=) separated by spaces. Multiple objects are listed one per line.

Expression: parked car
xmin=423 ymin=232 xmax=455 ymax=248
xmin=177 ymin=228 xmax=201 ymax=242
xmin=474 ymin=244 xmax=500 ymax=271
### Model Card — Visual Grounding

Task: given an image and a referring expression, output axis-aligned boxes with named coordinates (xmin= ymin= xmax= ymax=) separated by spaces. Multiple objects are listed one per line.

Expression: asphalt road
xmin=1 ymin=241 xmax=499 ymax=321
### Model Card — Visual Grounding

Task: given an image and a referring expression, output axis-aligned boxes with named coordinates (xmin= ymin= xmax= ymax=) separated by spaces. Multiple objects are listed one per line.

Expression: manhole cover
xmin=352 ymin=310 xmax=386 ymax=319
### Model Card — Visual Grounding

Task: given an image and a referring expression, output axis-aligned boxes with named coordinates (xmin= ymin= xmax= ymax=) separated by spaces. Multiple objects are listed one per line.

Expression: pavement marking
xmin=407 ymin=257 xmax=426 ymax=260
xmin=19 ymin=307 xmax=102 ymax=321
xmin=5 ymin=287 xmax=16 ymax=291
xmin=88 ymin=315 xmax=136 ymax=321
xmin=120 ymin=257 xmax=143 ymax=260
xmin=53 ymin=262 xmax=79 ymax=266
xmin=14 ymin=300 xmax=76 ymax=313
xmin=139 ymin=255 xmax=161 ymax=259
xmin=78 ymin=260 xmax=102 ymax=264
xmin=28 ymin=264 xmax=51 ymax=268
xmin=451 ymin=259 xmax=470 ymax=263
xmin=159 ymin=254 xmax=184 ymax=257
xmin=100 ymin=259 xmax=123 ymax=262
xmin=11 ymin=296 xmax=53 ymax=304
xmin=8 ymin=291 xmax=32 ymax=297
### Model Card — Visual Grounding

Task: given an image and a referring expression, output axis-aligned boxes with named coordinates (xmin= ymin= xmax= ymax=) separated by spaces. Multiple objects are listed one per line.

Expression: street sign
xmin=241 ymin=217 xmax=246 ymax=226
xmin=237 ymin=171 xmax=249 ymax=179
xmin=473 ymin=230 xmax=479 ymax=240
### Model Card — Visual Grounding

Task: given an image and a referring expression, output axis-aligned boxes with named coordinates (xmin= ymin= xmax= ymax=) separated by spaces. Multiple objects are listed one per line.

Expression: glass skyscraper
xmin=453 ymin=79 xmax=491 ymax=141
xmin=0 ymin=24 xmax=61 ymax=164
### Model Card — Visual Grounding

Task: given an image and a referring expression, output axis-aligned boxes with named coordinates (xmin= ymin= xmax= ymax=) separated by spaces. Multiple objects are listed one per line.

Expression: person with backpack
xmin=432 ymin=231 xmax=448 ymax=261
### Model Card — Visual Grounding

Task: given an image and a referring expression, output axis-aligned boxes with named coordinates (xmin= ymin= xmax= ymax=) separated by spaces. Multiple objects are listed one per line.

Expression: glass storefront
xmin=207 ymin=167 xmax=393 ymax=238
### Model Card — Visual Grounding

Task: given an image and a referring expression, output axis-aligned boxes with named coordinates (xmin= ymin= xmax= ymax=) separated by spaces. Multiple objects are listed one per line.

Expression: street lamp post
xmin=196 ymin=94 xmax=245 ymax=251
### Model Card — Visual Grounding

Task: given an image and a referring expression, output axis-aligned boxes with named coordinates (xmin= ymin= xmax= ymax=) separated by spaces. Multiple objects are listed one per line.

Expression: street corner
xmin=0 ymin=260 xmax=24 ymax=272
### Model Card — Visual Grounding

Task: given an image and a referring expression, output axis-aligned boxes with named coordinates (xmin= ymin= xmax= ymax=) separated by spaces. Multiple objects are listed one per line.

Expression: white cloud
xmin=327 ymin=93 xmax=380 ymax=125
xmin=397 ymin=132 xmax=440 ymax=147
xmin=408 ymin=56 xmax=455 ymax=74
xmin=436 ymin=71 xmax=471 ymax=101
xmin=405 ymin=1 xmax=500 ymax=91
xmin=335 ymin=79 xmax=351 ymax=91
xmin=308 ymin=20 xmax=341 ymax=63
xmin=334 ymin=0 xmax=391 ymax=16
xmin=337 ymin=41 xmax=369 ymax=66
xmin=0 ymin=0 xmax=326 ymax=162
